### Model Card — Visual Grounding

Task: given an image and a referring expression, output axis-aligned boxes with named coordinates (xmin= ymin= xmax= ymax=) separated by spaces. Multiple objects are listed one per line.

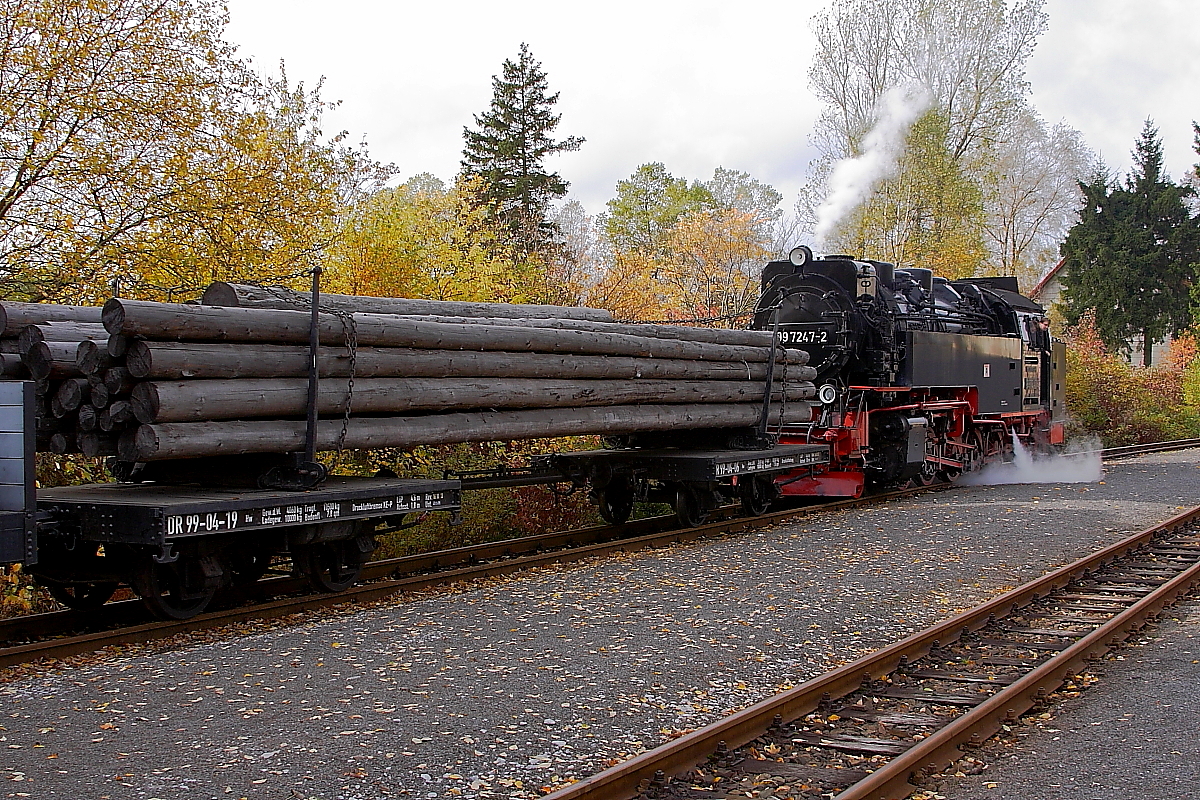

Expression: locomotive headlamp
xmin=789 ymin=246 xmax=813 ymax=267
xmin=818 ymin=384 xmax=838 ymax=405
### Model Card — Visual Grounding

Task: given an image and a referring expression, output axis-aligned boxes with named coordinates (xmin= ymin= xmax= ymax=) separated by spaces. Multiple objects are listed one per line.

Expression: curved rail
xmin=541 ymin=505 xmax=1200 ymax=800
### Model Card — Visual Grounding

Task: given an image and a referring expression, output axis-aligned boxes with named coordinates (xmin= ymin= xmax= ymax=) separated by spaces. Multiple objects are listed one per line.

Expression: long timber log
xmin=103 ymin=300 xmax=809 ymax=364
xmin=121 ymin=403 xmax=815 ymax=461
xmin=351 ymin=314 xmax=778 ymax=347
xmin=129 ymin=377 xmax=817 ymax=423
xmin=202 ymin=282 xmax=615 ymax=322
xmin=17 ymin=322 xmax=109 ymax=355
xmin=23 ymin=340 xmax=83 ymax=380
xmin=0 ymin=302 xmax=102 ymax=336
xmin=124 ymin=340 xmax=817 ymax=382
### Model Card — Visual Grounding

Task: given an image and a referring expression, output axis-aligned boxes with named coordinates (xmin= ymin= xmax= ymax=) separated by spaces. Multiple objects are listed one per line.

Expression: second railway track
xmin=544 ymin=505 xmax=1200 ymax=800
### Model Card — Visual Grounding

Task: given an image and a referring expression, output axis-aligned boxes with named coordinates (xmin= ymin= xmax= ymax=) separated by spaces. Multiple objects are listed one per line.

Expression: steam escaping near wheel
xmin=959 ymin=433 xmax=1103 ymax=485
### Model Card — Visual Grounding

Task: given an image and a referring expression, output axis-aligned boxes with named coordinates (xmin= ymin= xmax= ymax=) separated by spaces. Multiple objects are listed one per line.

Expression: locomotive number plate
xmin=778 ymin=328 xmax=832 ymax=345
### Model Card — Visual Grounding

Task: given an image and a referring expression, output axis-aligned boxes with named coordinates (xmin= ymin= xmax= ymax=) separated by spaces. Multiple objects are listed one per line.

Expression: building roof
xmin=1028 ymin=257 xmax=1066 ymax=301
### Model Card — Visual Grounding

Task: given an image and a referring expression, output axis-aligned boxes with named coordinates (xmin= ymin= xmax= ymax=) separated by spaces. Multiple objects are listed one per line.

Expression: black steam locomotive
xmin=751 ymin=246 xmax=1066 ymax=497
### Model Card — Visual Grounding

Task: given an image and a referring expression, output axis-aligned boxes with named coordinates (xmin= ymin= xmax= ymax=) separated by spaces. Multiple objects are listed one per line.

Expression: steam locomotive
xmin=750 ymin=246 xmax=1065 ymax=497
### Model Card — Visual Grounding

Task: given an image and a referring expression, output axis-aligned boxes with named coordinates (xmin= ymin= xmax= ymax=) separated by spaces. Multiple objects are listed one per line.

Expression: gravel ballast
xmin=1 ymin=449 xmax=1197 ymax=799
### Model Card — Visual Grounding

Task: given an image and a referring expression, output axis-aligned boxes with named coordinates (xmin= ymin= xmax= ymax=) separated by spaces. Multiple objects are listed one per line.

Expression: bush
xmin=1064 ymin=314 xmax=1200 ymax=446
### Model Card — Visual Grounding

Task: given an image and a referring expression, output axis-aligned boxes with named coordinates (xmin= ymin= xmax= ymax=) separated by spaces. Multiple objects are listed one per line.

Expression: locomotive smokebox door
xmin=0 ymin=382 xmax=36 ymax=566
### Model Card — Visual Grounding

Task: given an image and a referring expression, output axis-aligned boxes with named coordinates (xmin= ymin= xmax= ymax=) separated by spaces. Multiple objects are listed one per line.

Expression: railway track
xmin=0 ymin=486 xmax=943 ymax=669
xmin=542 ymin=507 xmax=1200 ymax=800
xmin=1 ymin=436 xmax=1194 ymax=672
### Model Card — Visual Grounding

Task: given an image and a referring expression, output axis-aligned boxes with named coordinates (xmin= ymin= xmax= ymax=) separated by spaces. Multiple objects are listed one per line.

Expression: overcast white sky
xmin=224 ymin=0 xmax=1200 ymax=218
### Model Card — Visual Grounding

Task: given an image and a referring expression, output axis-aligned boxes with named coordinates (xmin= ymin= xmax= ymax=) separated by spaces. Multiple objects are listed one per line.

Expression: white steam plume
xmin=813 ymin=84 xmax=931 ymax=250
xmin=958 ymin=432 xmax=1104 ymax=486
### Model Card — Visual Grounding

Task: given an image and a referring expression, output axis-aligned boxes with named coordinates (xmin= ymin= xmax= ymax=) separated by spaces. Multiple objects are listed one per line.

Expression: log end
xmin=101 ymin=298 xmax=126 ymax=335
xmin=129 ymin=382 xmax=159 ymax=424
xmin=24 ymin=341 xmax=52 ymax=381
xmin=201 ymin=282 xmax=241 ymax=307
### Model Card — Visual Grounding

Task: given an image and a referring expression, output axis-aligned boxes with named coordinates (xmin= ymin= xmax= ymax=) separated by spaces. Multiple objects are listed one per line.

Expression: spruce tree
xmin=461 ymin=44 xmax=583 ymax=257
xmin=1062 ymin=121 xmax=1200 ymax=365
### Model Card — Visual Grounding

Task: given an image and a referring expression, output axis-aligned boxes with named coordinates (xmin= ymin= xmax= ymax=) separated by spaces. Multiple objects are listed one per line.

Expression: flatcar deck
xmin=38 ymin=476 xmax=461 ymax=543
xmin=548 ymin=443 xmax=830 ymax=482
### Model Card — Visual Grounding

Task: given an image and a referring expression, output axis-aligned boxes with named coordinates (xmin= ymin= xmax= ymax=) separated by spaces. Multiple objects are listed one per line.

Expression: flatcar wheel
xmin=132 ymin=557 xmax=218 ymax=620
xmin=596 ymin=478 xmax=634 ymax=525
xmin=739 ymin=475 xmax=774 ymax=517
xmin=302 ymin=541 xmax=364 ymax=593
xmin=42 ymin=580 xmax=119 ymax=611
xmin=674 ymin=486 xmax=709 ymax=528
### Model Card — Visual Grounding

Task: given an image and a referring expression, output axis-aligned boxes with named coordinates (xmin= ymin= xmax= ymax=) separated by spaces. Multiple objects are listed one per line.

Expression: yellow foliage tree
xmin=658 ymin=208 xmax=771 ymax=324
xmin=325 ymin=176 xmax=545 ymax=304
xmin=830 ymin=110 xmax=988 ymax=278
xmin=0 ymin=0 xmax=386 ymax=303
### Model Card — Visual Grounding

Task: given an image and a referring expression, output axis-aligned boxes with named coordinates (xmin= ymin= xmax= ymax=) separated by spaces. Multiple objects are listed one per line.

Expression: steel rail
xmin=541 ymin=504 xmax=1200 ymax=800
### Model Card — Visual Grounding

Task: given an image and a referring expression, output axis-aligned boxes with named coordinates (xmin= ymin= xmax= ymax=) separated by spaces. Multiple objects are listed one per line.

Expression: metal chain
xmin=612 ymin=310 xmax=755 ymax=326
xmin=247 ymin=282 xmax=358 ymax=466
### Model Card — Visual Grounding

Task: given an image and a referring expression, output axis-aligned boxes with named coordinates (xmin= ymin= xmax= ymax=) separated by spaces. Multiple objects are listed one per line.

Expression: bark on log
xmin=0 ymin=302 xmax=102 ymax=336
xmin=122 ymin=402 xmax=815 ymax=461
xmin=0 ymin=340 xmax=18 ymax=355
xmin=202 ymin=282 xmax=614 ymax=322
xmin=129 ymin=377 xmax=817 ymax=423
xmin=104 ymin=300 xmax=809 ymax=364
xmin=368 ymin=314 xmax=778 ymax=347
xmin=124 ymin=340 xmax=818 ymax=382
xmin=23 ymin=341 xmax=83 ymax=380
xmin=17 ymin=323 xmax=110 ymax=355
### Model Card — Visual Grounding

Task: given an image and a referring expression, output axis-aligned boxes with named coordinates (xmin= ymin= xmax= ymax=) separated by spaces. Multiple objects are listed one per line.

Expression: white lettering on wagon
xmin=351 ymin=500 xmax=394 ymax=512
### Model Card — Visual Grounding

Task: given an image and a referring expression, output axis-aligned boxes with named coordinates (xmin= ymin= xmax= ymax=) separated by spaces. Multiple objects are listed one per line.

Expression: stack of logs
xmin=2 ymin=284 xmax=817 ymax=463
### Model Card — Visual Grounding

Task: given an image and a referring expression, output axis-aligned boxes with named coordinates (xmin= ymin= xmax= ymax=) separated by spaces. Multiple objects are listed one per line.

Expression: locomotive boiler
xmin=752 ymin=246 xmax=1066 ymax=497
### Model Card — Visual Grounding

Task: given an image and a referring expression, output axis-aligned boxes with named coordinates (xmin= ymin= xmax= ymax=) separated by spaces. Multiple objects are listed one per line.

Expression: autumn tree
xmin=1061 ymin=122 xmax=1200 ymax=365
xmin=0 ymin=0 xmax=385 ymax=303
xmin=601 ymin=163 xmax=714 ymax=258
xmin=325 ymin=175 xmax=527 ymax=303
xmin=460 ymin=43 xmax=583 ymax=259
xmin=591 ymin=164 xmax=784 ymax=321
xmin=810 ymin=0 xmax=1046 ymax=166
xmin=805 ymin=0 xmax=1093 ymax=277
xmin=981 ymin=110 xmax=1093 ymax=285
xmin=834 ymin=109 xmax=988 ymax=278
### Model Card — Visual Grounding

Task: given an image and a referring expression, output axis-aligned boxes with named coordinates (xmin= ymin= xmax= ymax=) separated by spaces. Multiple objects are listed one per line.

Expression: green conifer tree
xmin=460 ymin=44 xmax=583 ymax=258
xmin=1062 ymin=121 xmax=1200 ymax=365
